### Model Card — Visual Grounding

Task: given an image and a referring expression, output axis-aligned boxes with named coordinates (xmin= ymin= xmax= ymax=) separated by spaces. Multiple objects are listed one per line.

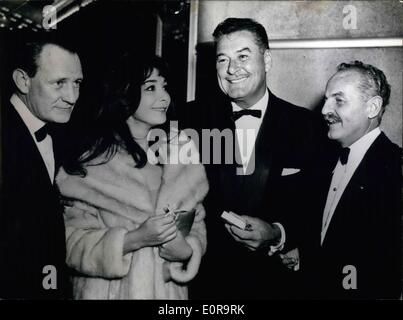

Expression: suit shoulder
xmin=377 ymin=133 xmax=401 ymax=156
xmin=369 ymin=133 xmax=402 ymax=170
xmin=273 ymin=94 xmax=312 ymax=118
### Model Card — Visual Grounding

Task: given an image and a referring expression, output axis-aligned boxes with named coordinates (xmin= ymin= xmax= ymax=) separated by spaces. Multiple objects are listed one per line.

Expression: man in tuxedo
xmin=283 ymin=61 xmax=401 ymax=299
xmin=0 ymin=39 xmax=83 ymax=299
xmin=179 ymin=18 xmax=325 ymax=299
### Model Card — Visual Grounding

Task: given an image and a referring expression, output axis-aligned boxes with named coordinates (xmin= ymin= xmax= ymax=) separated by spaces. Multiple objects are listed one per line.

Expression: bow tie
xmin=232 ymin=109 xmax=262 ymax=121
xmin=339 ymin=147 xmax=350 ymax=165
xmin=34 ymin=124 xmax=54 ymax=142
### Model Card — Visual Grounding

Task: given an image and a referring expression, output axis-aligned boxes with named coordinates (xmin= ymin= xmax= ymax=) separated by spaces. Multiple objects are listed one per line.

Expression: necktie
xmin=339 ymin=147 xmax=350 ymax=165
xmin=232 ymin=109 xmax=262 ymax=121
xmin=34 ymin=124 xmax=52 ymax=142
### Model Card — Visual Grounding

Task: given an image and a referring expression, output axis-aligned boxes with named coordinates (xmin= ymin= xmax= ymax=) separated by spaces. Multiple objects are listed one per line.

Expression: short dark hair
xmin=14 ymin=36 xmax=79 ymax=77
xmin=212 ymin=18 xmax=269 ymax=52
xmin=64 ymin=54 xmax=172 ymax=176
xmin=337 ymin=60 xmax=391 ymax=112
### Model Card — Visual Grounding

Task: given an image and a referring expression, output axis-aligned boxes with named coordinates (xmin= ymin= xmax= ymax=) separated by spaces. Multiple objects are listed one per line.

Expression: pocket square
xmin=281 ymin=168 xmax=301 ymax=176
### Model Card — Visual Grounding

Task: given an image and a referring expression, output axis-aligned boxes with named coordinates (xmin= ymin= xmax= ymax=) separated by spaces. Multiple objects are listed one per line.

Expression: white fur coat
xmin=56 ymin=143 xmax=208 ymax=300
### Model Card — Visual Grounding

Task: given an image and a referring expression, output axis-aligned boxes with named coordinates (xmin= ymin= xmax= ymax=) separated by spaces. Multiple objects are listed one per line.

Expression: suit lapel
xmin=322 ymin=133 xmax=387 ymax=246
xmin=240 ymin=90 xmax=279 ymax=213
xmin=217 ymin=90 xmax=278 ymax=214
xmin=5 ymin=102 xmax=55 ymax=190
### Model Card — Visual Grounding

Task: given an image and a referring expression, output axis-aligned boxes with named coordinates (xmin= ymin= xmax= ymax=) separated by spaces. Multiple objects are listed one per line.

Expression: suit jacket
xmin=0 ymin=101 xmax=70 ymax=299
xmin=178 ymin=90 xmax=325 ymax=299
xmin=301 ymin=132 xmax=402 ymax=299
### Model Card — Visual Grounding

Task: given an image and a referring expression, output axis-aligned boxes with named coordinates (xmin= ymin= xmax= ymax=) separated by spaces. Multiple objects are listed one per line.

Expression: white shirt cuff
xmin=268 ymin=222 xmax=286 ymax=256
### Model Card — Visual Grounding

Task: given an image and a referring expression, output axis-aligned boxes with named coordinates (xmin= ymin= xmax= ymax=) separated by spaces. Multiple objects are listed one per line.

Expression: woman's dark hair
xmin=64 ymin=53 xmax=171 ymax=176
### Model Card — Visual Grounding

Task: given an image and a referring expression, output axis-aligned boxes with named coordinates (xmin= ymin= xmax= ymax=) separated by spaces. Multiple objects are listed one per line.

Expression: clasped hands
xmin=224 ymin=215 xmax=281 ymax=251
xmin=123 ymin=213 xmax=192 ymax=262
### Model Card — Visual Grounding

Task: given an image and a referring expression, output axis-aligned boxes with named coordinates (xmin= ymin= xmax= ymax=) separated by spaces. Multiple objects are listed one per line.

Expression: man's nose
xmin=322 ymin=99 xmax=332 ymax=115
xmin=227 ymin=59 xmax=240 ymax=75
xmin=62 ymin=83 xmax=79 ymax=105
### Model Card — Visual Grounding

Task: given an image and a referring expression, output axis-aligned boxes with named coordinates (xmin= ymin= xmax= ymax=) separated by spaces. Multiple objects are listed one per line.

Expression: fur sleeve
xmin=64 ymin=202 xmax=132 ymax=279
xmin=168 ymin=203 xmax=207 ymax=283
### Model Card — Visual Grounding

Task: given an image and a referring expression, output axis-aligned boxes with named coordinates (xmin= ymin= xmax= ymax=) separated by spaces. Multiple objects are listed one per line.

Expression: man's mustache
xmin=323 ymin=113 xmax=341 ymax=123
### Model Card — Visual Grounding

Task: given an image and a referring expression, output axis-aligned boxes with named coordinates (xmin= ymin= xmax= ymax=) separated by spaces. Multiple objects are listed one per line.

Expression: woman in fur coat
xmin=56 ymin=54 xmax=208 ymax=299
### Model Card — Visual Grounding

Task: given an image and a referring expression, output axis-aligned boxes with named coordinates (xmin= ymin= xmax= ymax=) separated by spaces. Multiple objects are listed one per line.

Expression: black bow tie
xmin=339 ymin=147 xmax=350 ymax=165
xmin=34 ymin=124 xmax=54 ymax=142
xmin=232 ymin=109 xmax=262 ymax=121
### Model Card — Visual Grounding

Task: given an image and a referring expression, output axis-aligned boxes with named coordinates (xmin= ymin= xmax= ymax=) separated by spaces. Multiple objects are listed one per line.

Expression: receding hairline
xmin=329 ymin=69 xmax=365 ymax=86
xmin=35 ymin=43 xmax=81 ymax=70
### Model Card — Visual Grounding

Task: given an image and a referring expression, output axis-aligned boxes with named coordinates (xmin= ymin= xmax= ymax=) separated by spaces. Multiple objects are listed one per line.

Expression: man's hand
xmin=279 ymin=248 xmax=300 ymax=271
xmin=224 ymin=215 xmax=281 ymax=251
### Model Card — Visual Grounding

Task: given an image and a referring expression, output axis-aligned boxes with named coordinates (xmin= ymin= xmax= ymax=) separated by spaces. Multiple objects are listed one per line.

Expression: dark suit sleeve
xmin=369 ymin=146 xmax=402 ymax=298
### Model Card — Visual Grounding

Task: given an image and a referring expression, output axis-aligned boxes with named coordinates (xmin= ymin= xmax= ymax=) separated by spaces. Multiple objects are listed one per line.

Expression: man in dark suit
xmin=179 ymin=18 xmax=325 ymax=299
xmin=282 ymin=61 xmax=402 ymax=299
xmin=0 ymin=39 xmax=83 ymax=299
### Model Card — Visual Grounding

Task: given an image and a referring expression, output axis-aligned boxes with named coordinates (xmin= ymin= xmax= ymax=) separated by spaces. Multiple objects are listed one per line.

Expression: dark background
xmin=0 ymin=0 xmax=191 ymax=137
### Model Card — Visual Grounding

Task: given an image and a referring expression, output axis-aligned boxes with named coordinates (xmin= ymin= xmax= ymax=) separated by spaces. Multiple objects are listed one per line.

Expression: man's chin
xmin=50 ymin=115 xmax=72 ymax=124
xmin=226 ymin=90 xmax=247 ymax=100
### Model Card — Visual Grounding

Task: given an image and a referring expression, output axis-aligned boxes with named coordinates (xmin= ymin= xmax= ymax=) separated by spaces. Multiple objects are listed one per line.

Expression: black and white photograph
xmin=0 ymin=0 xmax=401 ymax=310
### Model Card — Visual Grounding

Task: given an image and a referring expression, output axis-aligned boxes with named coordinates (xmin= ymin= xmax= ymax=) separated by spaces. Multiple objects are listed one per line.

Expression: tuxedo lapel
xmin=240 ymin=91 xmax=278 ymax=213
xmin=1 ymin=101 xmax=69 ymax=298
xmin=5 ymin=104 xmax=54 ymax=189
xmin=217 ymin=100 xmax=242 ymax=210
xmin=321 ymin=133 xmax=386 ymax=247
xmin=217 ymin=90 xmax=277 ymax=214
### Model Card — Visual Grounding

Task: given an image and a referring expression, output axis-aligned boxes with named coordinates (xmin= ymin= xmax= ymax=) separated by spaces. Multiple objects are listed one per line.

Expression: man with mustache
xmin=180 ymin=18 xmax=326 ymax=299
xmin=0 ymin=37 xmax=83 ymax=299
xmin=284 ymin=61 xmax=401 ymax=299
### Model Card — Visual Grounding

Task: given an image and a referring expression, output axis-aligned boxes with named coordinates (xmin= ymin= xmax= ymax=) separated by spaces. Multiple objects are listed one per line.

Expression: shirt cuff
xmin=268 ymin=222 xmax=286 ymax=256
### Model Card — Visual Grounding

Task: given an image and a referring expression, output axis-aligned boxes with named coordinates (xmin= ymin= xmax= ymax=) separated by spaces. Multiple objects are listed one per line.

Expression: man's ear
xmin=12 ymin=69 xmax=31 ymax=94
xmin=366 ymin=95 xmax=383 ymax=119
xmin=263 ymin=49 xmax=272 ymax=73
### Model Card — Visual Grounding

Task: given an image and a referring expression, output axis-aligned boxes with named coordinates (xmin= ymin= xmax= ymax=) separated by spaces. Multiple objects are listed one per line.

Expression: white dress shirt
xmin=232 ymin=89 xmax=268 ymax=175
xmin=231 ymin=90 xmax=286 ymax=255
xmin=321 ymin=127 xmax=381 ymax=244
xmin=11 ymin=94 xmax=55 ymax=184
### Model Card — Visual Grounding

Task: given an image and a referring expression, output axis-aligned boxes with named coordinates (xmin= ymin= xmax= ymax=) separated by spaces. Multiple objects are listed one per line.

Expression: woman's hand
xmin=158 ymin=231 xmax=193 ymax=262
xmin=123 ymin=214 xmax=177 ymax=254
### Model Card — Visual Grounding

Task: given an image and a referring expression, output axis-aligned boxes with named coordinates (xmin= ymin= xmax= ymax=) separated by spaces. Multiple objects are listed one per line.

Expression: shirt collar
xmin=10 ymin=93 xmax=45 ymax=137
xmin=231 ymin=88 xmax=269 ymax=114
xmin=345 ymin=127 xmax=381 ymax=166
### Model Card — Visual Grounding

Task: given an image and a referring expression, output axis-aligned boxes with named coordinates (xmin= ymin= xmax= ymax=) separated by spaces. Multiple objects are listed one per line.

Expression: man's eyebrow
xmin=50 ymin=77 xmax=67 ymax=82
xmin=331 ymin=91 xmax=345 ymax=97
xmin=236 ymin=47 xmax=251 ymax=54
xmin=50 ymin=76 xmax=83 ymax=82
xmin=216 ymin=47 xmax=251 ymax=58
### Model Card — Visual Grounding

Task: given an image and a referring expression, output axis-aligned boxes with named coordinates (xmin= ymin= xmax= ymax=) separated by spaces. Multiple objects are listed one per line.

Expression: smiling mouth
xmin=227 ymin=77 xmax=247 ymax=84
xmin=326 ymin=119 xmax=341 ymax=126
xmin=153 ymin=107 xmax=168 ymax=112
xmin=324 ymin=114 xmax=341 ymax=126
